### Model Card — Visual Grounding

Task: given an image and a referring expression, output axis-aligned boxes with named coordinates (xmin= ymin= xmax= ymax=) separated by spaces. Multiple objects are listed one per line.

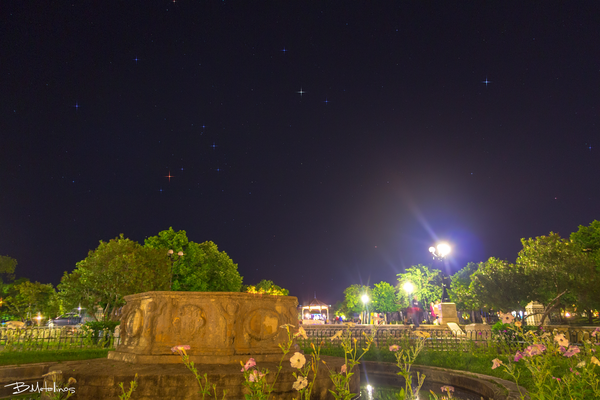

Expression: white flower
xmin=292 ymin=376 xmax=308 ymax=391
xmin=290 ymin=352 xmax=306 ymax=369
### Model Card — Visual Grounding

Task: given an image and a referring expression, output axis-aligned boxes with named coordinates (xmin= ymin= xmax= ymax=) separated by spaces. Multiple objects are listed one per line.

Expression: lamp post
xmin=403 ymin=281 xmax=414 ymax=323
xmin=361 ymin=294 xmax=369 ymax=325
xmin=168 ymin=249 xmax=184 ymax=291
xmin=429 ymin=242 xmax=452 ymax=302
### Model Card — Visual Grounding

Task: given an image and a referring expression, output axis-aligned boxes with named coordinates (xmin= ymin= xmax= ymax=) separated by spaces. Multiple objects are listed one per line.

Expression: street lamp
xmin=429 ymin=242 xmax=452 ymax=302
xmin=168 ymin=249 xmax=184 ymax=291
xmin=361 ymin=294 xmax=369 ymax=325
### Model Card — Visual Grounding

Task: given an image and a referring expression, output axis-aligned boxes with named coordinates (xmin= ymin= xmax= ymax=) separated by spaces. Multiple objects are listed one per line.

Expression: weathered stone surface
xmin=109 ymin=292 xmax=299 ymax=364
xmin=41 ymin=356 xmax=356 ymax=399
xmin=439 ymin=303 xmax=459 ymax=325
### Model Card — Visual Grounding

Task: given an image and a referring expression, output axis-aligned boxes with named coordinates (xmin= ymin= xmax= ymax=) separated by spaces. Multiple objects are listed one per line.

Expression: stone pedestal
xmin=109 ymin=291 xmax=298 ymax=364
xmin=439 ymin=303 xmax=459 ymax=325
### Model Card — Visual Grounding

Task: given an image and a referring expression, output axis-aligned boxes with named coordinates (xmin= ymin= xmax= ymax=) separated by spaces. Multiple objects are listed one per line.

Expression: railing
xmin=0 ymin=327 xmax=120 ymax=352
xmin=300 ymin=325 xmax=599 ymax=354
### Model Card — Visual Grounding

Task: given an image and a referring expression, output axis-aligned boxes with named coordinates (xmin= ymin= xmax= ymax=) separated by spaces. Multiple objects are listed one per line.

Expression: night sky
xmin=2 ymin=2 xmax=599 ymax=306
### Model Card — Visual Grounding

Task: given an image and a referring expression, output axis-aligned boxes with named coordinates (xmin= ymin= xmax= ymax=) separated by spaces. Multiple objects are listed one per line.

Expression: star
xmin=297 ymin=87 xmax=305 ymax=97
xmin=323 ymin=98 xmax=330 ymax=104
xmin=281 ymin=47 xmax=288 ymax=53
xmin=165 ymin=171 xmax=173 ymax=182
xmin=159 ymin=187 xmax=163 ymax=193
xmin=73 ymin=102 xmax=79 ymax=110
xmin=211 ymin=142 xmax=217 ymax=149
xmin=482 ymin=76 xmax=491 ymax=86
xmin=133 ymin=57 xmax=139 ymax=64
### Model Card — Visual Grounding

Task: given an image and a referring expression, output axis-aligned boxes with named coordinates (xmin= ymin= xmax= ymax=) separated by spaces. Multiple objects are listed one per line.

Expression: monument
xmin=41 ymin=291 xmax=354 ymax=399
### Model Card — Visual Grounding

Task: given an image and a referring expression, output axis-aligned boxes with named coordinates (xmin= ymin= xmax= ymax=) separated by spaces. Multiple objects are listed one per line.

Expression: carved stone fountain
xmin=41 ymin=291 xmax=354 ymax=399
xmin=109 ymin=291 xmax=298 ymax=364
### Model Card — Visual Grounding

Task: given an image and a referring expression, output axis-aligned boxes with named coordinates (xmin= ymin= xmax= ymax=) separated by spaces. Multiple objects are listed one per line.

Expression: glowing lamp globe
xmin=403 ymin=282 xmax=414 ymax=294
xmin=437 ymin=243 xmax=451 ymax=257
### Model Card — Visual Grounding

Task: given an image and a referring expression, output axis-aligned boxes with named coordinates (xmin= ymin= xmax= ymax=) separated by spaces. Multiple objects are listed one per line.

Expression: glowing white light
xmin=361 ymin=294 xmax=369 ymax=304
xmin=403 ymin=282 xmax=414 ymax=294
xmin=436 ymin=243 xmax=451 ymax=257
xmin=428 ymin=246 xmax=436 ymax=254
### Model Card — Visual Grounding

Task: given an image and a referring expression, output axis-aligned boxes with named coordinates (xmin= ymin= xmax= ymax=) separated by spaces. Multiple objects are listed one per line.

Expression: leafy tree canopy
xmin=371 ymin=281 xmax=398 ymax=314
xmin=468 ymin=257 xmax=528 ymax=312
xmin=245 ymin=279 xmax=289 ymax=296
xmin=517 ymin=232 xmax=595 ymax=322
xmin=144 ymin=227 xmax=243 ymax=292
xmin=3 ymin=280 xmax=60 ymax=321
xmin=343 ymin=284 xmax=371 ymax=314
xmin=0 ymin=255 xmax=17 ymax=283
xmin=58 ymin=234 xmax=171 ymax=321
xmin=449 ymin=262 xmax=480 ymax=310
xmin=396 ymin=264 xmax=442 ymax=309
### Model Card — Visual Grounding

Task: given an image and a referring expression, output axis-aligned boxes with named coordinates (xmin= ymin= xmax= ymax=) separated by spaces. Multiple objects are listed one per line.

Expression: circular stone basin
xmin=361 ymin=372 xmax=483 ymax=400
xmin=108 ymin=291 xmax=299 ymax=364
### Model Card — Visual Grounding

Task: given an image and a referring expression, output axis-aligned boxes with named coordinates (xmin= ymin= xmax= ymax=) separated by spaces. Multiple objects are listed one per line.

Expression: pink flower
xmin=514 ymin=351 xmax=524 ymax=362
xmin=524 ymin=344 xmax=546 ymax=357
xmin=170 ymin=345 xmax=191 ymax=355
xmin=552 ymin=376 xmax=561 ymax=383
xmin=563 ymin=345 xmax=580 ymax=358
xmin=591 ymin=327 xmax=600 ymax=338
xmin=248 ymin=370 xmax=265 ymax=382
xmin=340 ymin=364 xmax=347 ymax=374
xmin=389 ymin=344 xmax=400 ymax=352
xmin=241 ymin=358 xmax=256 ymax=372
xmin=441 ymin=386 xmax=454 ymax=393
xmin=492 ymin=358 xmax=503 ymax=369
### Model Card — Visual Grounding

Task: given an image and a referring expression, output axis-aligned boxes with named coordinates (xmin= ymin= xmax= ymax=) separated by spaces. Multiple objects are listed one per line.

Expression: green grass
xmin=0 ymin=348 xmax=111 ymax=366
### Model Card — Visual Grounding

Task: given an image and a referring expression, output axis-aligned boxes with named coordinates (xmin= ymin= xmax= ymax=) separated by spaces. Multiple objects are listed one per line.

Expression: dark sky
xmin=1 ymin=2 xmax=599 ymax=306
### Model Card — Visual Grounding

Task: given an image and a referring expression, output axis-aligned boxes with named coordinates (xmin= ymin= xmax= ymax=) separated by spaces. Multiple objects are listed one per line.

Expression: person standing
xmin=430 ymin=302 xmax=438 ymax=324
xmin=411 ymin=295 xmax=422 ymax=328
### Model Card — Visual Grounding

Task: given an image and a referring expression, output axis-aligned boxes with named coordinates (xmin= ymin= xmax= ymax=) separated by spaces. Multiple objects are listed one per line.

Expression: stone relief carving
xmin=244 ymin=308 xmax=280 ymax=342
xmin=217 ymin=302 xmax=239 ymax=346
xmin=172 ymin=303 xmax=206 ymax=341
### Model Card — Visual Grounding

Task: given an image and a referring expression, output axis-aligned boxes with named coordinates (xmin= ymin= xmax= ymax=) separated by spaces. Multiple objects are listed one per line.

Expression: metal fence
xmin=300 ymin=325 xmax=598 ymax=354
xmin=0 ymin=327 xmax=120 ymax=352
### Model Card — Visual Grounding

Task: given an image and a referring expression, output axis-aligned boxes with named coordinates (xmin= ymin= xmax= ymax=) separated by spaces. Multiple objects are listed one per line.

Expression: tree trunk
xmin=539 ymin=289 xmax=568 ymax=326
xmin=588 ymin=309 xmax=593 ymax=325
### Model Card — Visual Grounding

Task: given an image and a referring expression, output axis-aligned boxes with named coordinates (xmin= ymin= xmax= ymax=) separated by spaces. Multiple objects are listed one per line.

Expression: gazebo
xmin=302 ymin=298 xmax=329 ymax=323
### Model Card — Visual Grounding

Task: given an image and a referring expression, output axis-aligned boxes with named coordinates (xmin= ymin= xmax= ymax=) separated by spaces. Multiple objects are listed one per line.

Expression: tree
xmin=245 ymin=279 xmax=289 ymax=296
xmin=371 ymin=281 xmax=398 ymax=323
xmin=58 ymin=234 xmax=171 ymax=321
xmin=570 ymin=221 xmax=600 ymax=323
xmin=144 ymin=228 xmax=243 ymax=292
xmin=331 ymin=300 xmax=349 ymax=319
xmin=4 ymin=280 xmax=60 ymax=321
xmin=517 ymin=232 xmax=595 ymax=325
xmin=449 ymin=262 xmax=480 ymax=311
xmin=396 ymin=264 xmax=442 ymax=309
xmin=343 ymin=284 xmax=371 ymax=315
xmin=468 ymin=257 xmax=528 ymax=313
xmin=0 ymin=255 xmax=17 ymax=283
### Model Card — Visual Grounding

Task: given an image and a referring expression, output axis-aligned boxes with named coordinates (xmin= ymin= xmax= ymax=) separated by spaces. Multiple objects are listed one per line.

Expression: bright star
xmin=297 ymin=87 xmax=305 ymax=97
xmin=165 ymin=171 xmax=173 ymax=182
xmin=211 ymin=142 xmax=217 ymax=149
xmin=323 ymin=98 xmax=330 ymax=104
xmin=482 ymin=76 xmax=491 ymax=86
xmin=73 ymin=102 xmax=79 ymax=110
xmin=281 ymin=47 xmax=288 ymax=53
xmin=133 ymin=57 xmax=139 ymax=64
